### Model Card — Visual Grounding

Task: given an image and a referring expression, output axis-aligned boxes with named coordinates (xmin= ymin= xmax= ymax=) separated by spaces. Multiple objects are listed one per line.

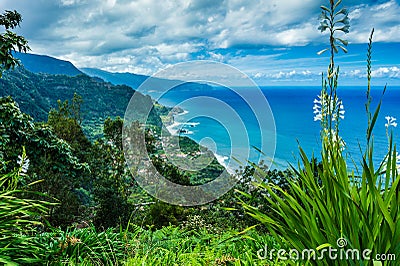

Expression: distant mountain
xmin=13 ymin=52 xmax=83 ymax=76
xmin=80 ymin=67 xmax=191 ymax=95
xmin=80 ymin=68 xmax=149 ymax=90
xmin=0 ymin=67 xmax=161 ymax=138
xmin=81 ymin=67 xmax=215 ymax=96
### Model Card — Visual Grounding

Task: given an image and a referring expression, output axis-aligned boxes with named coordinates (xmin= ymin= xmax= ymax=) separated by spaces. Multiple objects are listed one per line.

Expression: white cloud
xmin=59 ymin=0 xmax=88 ymax=7
xmin=371 ymin=0 xmax=396 ymax=11
xmin=0 ymin=0 xmax=399 ymax=76
xmin=348 ymin=0 xmax=400 ymax=43
xmin=255 ymin=69 xmax=315 ymax=79
xmin=273 ymin=23 xmax=319 ymax=46
xmin=371 ymin=66 xmax=400 ymax=78
xmin=345 ymin=69 xmax=363 ymax=78
xmin=342 ymin=66 xmax=400 ymax=79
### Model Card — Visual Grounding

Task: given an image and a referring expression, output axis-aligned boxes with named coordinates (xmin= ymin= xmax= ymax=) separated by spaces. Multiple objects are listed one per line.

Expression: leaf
xmin=320 ymin=5 xmax=330 ymax=12
xmin=337 ymin=25 xmax=350 ymax=33
xmin=319 ymin=12 xmax=328 ymax=20
xmin=316 ymin=243 xmax=332 ymax=250
xmin=0 ymin=258 xmax=18 ymax=266
xmin=333 ymin=0 xmax=343 ymax=11
xmin=367 ymin=87 xmax=386 ymax=142
xmin=234 ymin=189 xmax=252 ymax=199
xmin=251 ymin=145 xmax=265 ymax=155
xmin=334 ymin=7 xmax=348 ymax=16
xmin=221 ymin=207 xmax=237 ymax=211
xmin=317 ymin=48 xmax=329 ymax=55
xmin=336 ymin=37 xmax=348 ymax=46
xmin=318 ymin=20 xmax=329 ymax=31
xmin=333 ymin=44 xmax=338 ymax=53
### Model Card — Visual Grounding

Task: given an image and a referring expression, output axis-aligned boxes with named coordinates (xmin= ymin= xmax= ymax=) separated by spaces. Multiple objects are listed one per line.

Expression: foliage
xmin=123 ymin=224 xmax=282 ymax=265
xmin=48 ymin=92 xmax=92 ymax=157
xmin=90 ymin=136 xmax=133 ymax=229
xmin=143 ymin=201 xmax=187 ymax=230
xmin=240 ymin=1 xmax=399 ymax=265
xmin=89 ymin=117 xmax=144 ymax=229
xmin=0 ymin=10 xmax=30 ymax=77
xmin=151 ymin=156 xmax=191 ymax=186
xmin=104 ymin=116 xmax=124 ymax=149
xmin=8 ymin=223 xmax=281 ymax=265
xmin=0 ymin=150 xmax=51 ymax=265
xmin=8 ymin=94 xmax=136 ymax=230
xmin=196 ymin=164 xmax=292 ymax=232
xmin=0 ymin=96 xmax=88 ymax=227
xmin=31 ymin=225 xmax=127 ymax=265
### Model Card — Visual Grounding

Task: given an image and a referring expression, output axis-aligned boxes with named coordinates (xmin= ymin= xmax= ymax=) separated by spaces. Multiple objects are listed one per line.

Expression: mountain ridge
xmin=12 ymin=52 xmax=215 ymax=96
xmin=13 ymin=52 xmax=83 ymax=76
xmin=80 ymin=67 xmax=149 ymax=90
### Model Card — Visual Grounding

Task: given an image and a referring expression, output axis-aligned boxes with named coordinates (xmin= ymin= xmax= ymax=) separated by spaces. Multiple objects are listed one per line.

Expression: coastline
xmin=164 ymin=108 xmax=235 ymax=175
xmin=163 ymin=106 xmax=291 ymax=173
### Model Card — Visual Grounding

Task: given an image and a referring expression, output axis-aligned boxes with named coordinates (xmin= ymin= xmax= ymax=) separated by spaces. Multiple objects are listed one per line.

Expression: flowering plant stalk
xmin=314 ymin=0 xmax=349 ymax=152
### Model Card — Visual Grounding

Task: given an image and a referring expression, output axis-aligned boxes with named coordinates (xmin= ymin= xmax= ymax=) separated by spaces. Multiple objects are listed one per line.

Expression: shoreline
xmin=164 ymin=108 xmax=236 ymax=175
xmin=163 ymin=107 xmax=289 ymax=173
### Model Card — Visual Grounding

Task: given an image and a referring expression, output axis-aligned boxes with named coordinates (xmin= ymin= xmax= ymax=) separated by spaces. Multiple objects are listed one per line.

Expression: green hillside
xmin=0 ymin=67 xmax=161 ymax=138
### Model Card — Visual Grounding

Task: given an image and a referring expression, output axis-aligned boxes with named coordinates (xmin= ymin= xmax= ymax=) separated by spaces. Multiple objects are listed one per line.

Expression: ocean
xmin=151 ymin=85 xmax=400 ymax=172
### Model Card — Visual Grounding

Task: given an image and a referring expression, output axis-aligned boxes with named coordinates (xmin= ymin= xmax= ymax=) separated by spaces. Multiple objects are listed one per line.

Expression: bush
xmin=144 ymin=201 xmax=187 ymax=229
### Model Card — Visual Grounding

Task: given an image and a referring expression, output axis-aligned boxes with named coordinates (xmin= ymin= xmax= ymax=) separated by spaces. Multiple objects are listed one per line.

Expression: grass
xmin=0 ymin=149 xmax=51 ymax=265
xmin=17 ymin=224 xmax=281 ymax=265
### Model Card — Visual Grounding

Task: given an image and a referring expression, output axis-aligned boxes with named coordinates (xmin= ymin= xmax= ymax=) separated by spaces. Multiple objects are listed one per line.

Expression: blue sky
xmin=1 ymin=0 xmax=399 ymax=86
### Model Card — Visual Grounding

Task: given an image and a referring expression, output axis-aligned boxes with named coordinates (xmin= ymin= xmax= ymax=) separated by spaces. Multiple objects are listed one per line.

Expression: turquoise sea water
xmin=153 ymin=85 xmax=400 ymax=171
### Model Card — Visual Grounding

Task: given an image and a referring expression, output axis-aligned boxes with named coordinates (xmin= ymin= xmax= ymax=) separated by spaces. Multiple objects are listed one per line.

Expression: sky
xmin=1 ymin=0 xmax=399 ymax=86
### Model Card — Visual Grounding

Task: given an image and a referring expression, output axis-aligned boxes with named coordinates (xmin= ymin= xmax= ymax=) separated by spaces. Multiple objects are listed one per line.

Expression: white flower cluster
xmin=385 ymin=116 xmax=397 ymax=128
xmin=382 ymin=116 xmax=400 ymax=172
xmin=313 ymin=93 xmax=345 ymax=122
xmin=17 ymin=154 xmax=30 ymax=175
xmin=313 ymin=95 xmax=324 ymax=122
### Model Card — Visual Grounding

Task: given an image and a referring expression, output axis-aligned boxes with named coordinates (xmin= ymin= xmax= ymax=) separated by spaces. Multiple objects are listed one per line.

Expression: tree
xmin=0 ymin=96 xmax=88 ymax=227
xmin=104 ymin=116 xmax=124 ymax=149
xmin=0 ymin=10 xmax=30 ymax=77
xmin=48 ymin=93 xmax=91 ymax=157
xmin=91 ymin=117 xmax=133 ymax=229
